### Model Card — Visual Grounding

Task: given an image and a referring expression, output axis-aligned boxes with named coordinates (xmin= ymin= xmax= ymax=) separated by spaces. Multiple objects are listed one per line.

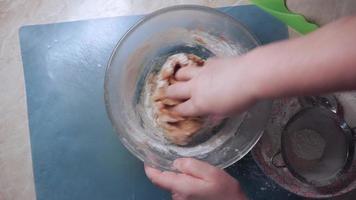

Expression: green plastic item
xmin=250 ymin=0 xmax=318 ymax=34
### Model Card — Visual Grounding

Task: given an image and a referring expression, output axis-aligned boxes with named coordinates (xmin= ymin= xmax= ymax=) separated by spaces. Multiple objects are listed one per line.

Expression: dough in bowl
xmin=147 ymin=53 xmax=205 ymax=145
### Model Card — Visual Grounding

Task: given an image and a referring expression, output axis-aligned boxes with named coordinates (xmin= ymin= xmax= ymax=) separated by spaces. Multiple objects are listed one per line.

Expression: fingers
xmin=166 ymin=82 xmax=191 ymax=100
xmin=173 ymin=158 xmax=221 ymax=181
xmin=173 ymin=99 xmax=203 ymax=117
xmin=144 ymin=165 xmax=178 ymax=190
xmin=175 ymin=66 xmax=202 ymax=81
xmin=144 ymin=165 xmax=202 ymax=193
xmin=165 ymin=82 xmax=204 ymax=117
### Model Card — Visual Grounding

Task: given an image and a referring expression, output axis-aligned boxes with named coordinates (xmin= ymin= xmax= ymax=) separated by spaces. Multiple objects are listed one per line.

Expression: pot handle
xmin=271 ymin=149 xmax=286 ymax=168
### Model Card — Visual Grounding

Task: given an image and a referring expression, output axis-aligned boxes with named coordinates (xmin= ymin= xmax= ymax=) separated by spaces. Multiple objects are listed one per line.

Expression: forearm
xmin=166 ymin=16 xmax=356 ymax=116
xmin=240 ymin=15 xmax=356 ymax=100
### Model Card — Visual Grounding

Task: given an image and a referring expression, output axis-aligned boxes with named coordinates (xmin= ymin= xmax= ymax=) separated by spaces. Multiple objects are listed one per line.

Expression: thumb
xmin=173 ymin=158 xmax=222 ymax=180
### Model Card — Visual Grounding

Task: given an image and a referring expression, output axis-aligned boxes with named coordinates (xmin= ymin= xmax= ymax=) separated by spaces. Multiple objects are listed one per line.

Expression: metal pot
xmin=271 ymin=96 xmax=356 ymax=188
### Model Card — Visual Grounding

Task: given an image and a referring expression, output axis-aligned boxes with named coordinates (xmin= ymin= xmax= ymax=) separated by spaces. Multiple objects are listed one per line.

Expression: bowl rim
xmin=104 ymin=4 xmax=262 ymax=170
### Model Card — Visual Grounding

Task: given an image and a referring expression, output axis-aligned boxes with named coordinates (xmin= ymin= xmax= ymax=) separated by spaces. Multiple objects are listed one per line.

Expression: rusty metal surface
xmin=252 ymin=98 xmax=356 ymax=198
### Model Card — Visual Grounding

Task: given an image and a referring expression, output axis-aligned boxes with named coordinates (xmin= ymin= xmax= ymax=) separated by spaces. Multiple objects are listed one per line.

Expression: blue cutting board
xmin=19 ymin=5 xmax=301 ymax=200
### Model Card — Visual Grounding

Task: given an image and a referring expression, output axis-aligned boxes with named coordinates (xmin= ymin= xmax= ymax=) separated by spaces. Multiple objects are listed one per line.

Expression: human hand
xmin=145 ymin=158 xmax=248 ymax=200
xmin=166 ymin=57 xmax=259 ymax=117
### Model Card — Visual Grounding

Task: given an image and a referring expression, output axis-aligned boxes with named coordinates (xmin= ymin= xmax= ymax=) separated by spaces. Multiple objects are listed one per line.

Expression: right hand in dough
xmin=166 ymin=57 xmax=259 ymax=117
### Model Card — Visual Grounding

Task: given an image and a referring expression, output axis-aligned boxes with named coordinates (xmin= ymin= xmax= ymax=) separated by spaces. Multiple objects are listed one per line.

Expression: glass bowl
xmin=105 ymin=5 xmax=271 ymax=171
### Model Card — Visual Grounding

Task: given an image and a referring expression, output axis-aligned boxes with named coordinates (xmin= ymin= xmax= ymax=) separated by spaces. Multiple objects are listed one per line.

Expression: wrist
xmin=235 ymin=49 xmax=268 ymax=103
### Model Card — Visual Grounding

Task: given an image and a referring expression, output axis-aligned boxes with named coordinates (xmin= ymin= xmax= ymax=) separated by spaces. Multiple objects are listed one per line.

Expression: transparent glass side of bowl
xmin=105 ymin=6 xmax=271 ymax=170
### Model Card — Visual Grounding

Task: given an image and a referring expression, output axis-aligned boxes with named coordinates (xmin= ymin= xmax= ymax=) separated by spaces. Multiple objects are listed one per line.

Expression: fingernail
xmin=165 ymin=86 xmax=173 ymax=97
xmin=172 ymin=105 xmax=184 ymax=115
xmin=144 ymin=165 xmax=152 ymax=173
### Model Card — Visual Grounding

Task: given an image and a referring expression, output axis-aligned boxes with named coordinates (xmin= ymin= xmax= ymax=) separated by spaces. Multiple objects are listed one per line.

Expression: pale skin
xmin=145 ymin=15 xmax=356 ymax=200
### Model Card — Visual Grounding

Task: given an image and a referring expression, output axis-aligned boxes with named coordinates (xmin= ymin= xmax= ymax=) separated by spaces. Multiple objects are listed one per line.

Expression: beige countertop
xmin=1 ymin=0 xmax=356 ymax=200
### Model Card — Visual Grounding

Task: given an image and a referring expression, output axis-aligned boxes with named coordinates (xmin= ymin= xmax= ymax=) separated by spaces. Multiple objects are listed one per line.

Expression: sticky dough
xmin=148 ymin=53 xmax=205 ymax=146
